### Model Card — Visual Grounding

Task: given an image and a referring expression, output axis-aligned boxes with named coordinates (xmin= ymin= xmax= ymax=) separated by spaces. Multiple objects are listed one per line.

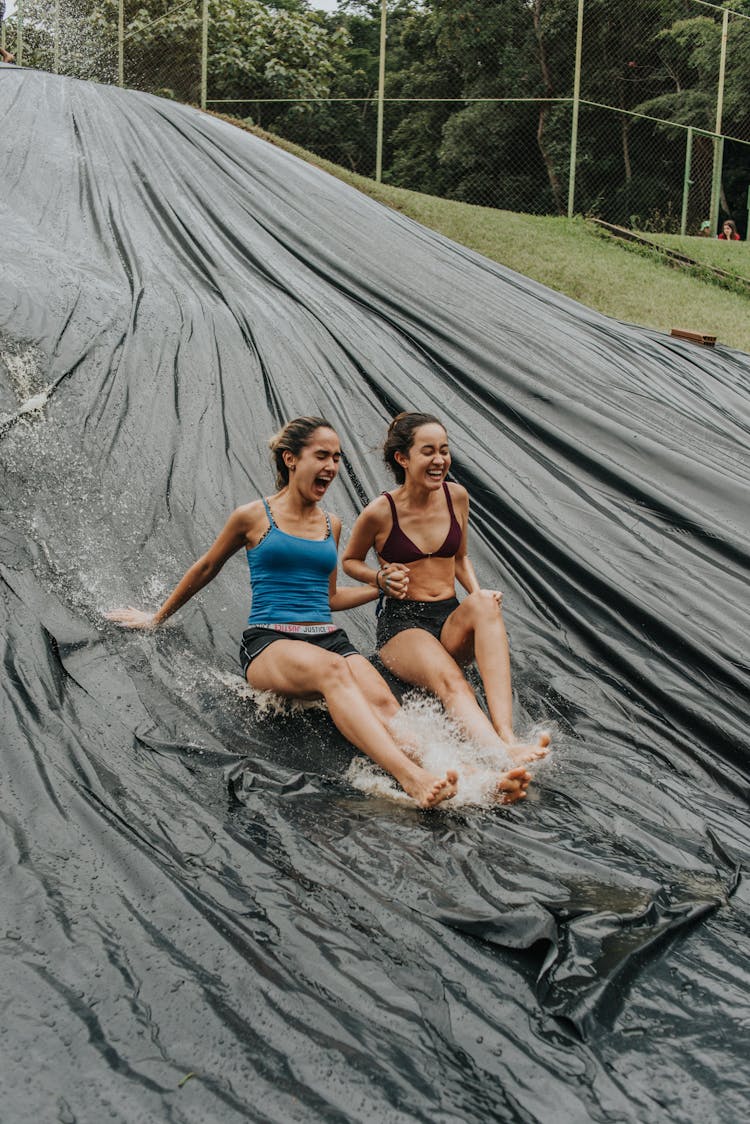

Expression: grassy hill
xmin=218 ymin=115 xmax=750 ymax=354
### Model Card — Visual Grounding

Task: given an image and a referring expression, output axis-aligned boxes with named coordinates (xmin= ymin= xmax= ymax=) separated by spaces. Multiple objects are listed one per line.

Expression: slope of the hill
xmin=230 ymin=117 xmax=750 ymax=352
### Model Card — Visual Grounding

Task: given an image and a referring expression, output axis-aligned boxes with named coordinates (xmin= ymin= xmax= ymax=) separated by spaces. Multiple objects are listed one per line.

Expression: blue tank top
xmin=247 ymin=498 xmax=337 ymax=625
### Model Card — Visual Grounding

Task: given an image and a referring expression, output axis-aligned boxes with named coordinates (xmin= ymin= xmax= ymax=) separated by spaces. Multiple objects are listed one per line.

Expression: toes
xmin=497 ymin=765 xmax=532 ymax=804
xmin=423 ymin=773 xmax=458 ymax=808
xmin=423 ymin=780 xmax=446 ymax=807
xmin=501 ymin=789 xmax=527 ymax=805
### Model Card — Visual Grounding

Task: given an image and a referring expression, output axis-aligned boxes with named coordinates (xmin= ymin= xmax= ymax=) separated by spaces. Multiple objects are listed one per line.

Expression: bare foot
xmin=505 ymin=731 xmax=550 ymax=766
xmin=402 ymin=768 xmax=458 ymax=809
xmin=496 ymin=766 xmax=532 ymax=805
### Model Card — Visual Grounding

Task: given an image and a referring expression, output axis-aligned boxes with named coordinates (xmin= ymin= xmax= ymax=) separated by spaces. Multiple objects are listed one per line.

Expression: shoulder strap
xmin=442 ymin=481 xmax=457 ymax=520
xmin=323 ymin=509 xmax=332 ymax=537
xmin=382 ymin=491 xmax=399 ymax=525
xmin=262 ymin=497 xmax=276 ymax=527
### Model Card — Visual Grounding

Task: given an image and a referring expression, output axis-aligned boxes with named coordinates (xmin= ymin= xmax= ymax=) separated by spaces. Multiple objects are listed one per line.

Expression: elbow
xmin=195 ymin=556 xmax=221 ymax=585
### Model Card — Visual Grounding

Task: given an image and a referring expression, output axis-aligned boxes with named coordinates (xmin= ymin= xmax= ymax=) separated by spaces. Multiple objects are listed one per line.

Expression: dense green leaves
xmin=5 ymin=0 xmax=749 ymax=227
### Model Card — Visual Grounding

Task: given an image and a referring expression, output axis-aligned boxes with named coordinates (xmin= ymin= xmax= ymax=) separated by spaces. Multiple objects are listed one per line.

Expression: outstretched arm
xmin=106 ymin=505 xmax=255 ymax=629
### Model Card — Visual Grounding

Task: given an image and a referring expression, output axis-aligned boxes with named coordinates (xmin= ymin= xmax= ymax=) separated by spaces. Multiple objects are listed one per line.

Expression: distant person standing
xmin=718 ymin=219 xmax=740 ymax=241
xmin=0 ymin=1 xmax=15 ymax=64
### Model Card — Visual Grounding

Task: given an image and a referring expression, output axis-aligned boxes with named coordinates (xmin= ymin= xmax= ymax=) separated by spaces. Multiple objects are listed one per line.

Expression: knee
xmin=323 ymin=655 xmax=356 ymax=692
xmin=465 ymin=589 xmax=502 ymax=622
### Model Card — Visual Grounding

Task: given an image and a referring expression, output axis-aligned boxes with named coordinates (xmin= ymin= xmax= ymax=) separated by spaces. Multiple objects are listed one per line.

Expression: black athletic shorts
xmin=239 ymin=625 xmax=358 ymax=677
xmin=376 ymin=596 xmax=459 ymax=649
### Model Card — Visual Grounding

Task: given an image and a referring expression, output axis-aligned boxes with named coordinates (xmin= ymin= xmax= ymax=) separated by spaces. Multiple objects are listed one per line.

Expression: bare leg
xmin=346 ymin=655 xmax=422 ymax=762
xmin=380 ymin=628 xmax=545 ymax=781
xmin=247 ymin=641 xmax=457 ymax=808
xmin=441 ymin=592 xmax=550 ymax=763
xmin=346 ymin=654 xmax=400 ymax=726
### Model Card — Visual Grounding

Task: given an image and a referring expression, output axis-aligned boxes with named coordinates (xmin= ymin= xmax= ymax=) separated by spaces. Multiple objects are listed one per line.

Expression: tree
xmin=8 ymin=0 xmax=348 ymax=117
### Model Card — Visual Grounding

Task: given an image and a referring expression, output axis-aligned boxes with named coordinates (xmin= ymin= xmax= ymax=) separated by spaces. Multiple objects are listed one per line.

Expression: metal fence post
xmin=710 ymin=134 xmax=725 ymax=233
xmin=709 ymin=7 xmax=729 ymax=231
xmin=16 ymin=0 xmax=24 ymax=65
xmin=680 ymin=126 xmax=693 ymax=236
xmin=567 ymin=0 xmax=585 ymax=219
xmin=375 ymin=0 xmax=387 ymax=183
xmin=53 ymin=0 xmax=60 ymax=74
xmin=118 ymin=0 xmax=124 ymax=86
xmin=201 ymin=0 xmax=209 ymax=110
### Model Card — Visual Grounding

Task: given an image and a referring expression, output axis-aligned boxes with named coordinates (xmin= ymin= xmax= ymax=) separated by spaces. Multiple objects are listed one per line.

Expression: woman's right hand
xmin=104 ymin=607 xmax=158 ymax=630
xmin=379 ymin=563 xmax=410 ymax=599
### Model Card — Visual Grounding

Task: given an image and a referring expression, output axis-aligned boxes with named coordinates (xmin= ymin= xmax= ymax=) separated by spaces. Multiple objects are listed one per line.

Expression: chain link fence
xmin=3 ymin=0 xmax=749 ymax=236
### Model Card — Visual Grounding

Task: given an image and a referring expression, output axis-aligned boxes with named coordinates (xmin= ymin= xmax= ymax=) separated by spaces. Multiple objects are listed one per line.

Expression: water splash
xmin=0 ymin=338 xmax=51 ymax=430
xmin=347 ymin=692 xmax=555 ymax=809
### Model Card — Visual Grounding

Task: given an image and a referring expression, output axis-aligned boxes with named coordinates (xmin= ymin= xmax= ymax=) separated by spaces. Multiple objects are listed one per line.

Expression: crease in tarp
xmin=1 ymin=67 xmax=749 ymax=1123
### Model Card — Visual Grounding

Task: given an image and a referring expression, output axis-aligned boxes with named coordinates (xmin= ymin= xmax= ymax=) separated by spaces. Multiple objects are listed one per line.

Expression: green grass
xmin=215 ymin=114 xmax=750 ymax=354
xmin=649 ymin=232 xmax=750 ymax=279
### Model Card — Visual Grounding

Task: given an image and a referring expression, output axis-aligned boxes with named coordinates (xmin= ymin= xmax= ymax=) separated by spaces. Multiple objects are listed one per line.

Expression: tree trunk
xmin=622 ymin=115 xmax=632 ymax=183
xmin=532 ymin=0 xmax=563 ymax=214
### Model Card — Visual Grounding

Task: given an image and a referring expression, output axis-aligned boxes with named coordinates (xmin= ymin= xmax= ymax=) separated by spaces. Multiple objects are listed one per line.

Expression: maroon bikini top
xmin=379 ymin=483 xmax=462 ymax=564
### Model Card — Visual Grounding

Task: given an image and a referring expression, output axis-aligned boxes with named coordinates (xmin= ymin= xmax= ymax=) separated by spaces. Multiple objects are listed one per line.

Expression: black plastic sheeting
xmin=1 ymin=67 xmax=749 ymax=1122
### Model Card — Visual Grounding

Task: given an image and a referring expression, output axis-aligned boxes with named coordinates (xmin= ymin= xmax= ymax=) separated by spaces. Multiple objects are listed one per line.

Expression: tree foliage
xmin=6 ymin=0 xmax=750 ymax=230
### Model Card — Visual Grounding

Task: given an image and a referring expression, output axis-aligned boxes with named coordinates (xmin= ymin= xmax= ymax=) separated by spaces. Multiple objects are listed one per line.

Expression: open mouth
xmin=426 ymin=467 xmax=444 ymax=481
xmin=313 ymin=475 xmax=333 ymax=493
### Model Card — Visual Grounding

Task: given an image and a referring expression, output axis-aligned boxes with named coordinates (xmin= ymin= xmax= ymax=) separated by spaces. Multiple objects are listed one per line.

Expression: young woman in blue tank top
xmin=343 ymin=413 xmax=550 ymax=777
xmin=107 ymin=417 xmax=465 ymax=809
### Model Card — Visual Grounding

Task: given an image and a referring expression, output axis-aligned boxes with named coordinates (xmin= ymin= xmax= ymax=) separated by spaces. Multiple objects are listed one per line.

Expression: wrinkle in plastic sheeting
xmin=1 ymin=68 xmax=748 ymax=1124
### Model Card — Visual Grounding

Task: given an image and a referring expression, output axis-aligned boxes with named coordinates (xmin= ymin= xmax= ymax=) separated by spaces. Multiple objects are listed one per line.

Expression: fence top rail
xmin=693 ymin=0 xmax=750 ymax=21
xmin=205 ymin=95 xmax=750 ymax=148
xmin=580 ymin=98 xmax=750 ymax=147
xmin=206 ymin=97 xmax=569 ymax=105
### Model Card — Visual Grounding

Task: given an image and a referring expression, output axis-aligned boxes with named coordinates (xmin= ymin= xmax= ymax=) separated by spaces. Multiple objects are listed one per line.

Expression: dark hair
xmin=383 ymin=411 xmax=445 ymax=484
xmin=269 ymin=416 xmax=335 ymax=488
xmin=722 ymin=218 xmax=738 ymax=236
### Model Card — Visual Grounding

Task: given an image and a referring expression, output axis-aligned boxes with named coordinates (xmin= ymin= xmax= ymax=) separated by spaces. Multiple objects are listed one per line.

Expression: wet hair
xmin=383 ymin=411 xmax=446 ymax=484
xmin=269 ymin=416 xmax=335 ymax=488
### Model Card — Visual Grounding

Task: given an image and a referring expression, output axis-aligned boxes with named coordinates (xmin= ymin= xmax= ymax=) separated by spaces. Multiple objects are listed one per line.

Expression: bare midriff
xmin=380 ymin=554 xmax=456 ymax=601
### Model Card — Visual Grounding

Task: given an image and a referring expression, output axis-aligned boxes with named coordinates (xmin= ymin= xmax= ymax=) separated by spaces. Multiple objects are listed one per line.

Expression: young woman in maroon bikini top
xmin=341 ymin=412 xmax=549 ymax=778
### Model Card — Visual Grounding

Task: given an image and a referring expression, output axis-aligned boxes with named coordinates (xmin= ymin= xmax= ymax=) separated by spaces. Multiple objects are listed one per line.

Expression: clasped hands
xmin=377 ymin=565 xmax=502 ymax=608
xmin=377 ymin=563 xmax=410 ymax=599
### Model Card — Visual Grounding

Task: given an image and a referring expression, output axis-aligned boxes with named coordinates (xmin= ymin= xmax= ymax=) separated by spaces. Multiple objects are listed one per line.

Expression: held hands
xmin=104 ymin=607 xmax=158 ymax=630
xmin=377 ymin=564 xmax=410 ymax=599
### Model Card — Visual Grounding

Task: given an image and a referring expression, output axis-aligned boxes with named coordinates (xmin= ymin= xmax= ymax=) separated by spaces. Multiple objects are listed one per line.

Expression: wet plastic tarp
xmin=1 ymin=67 xmax=749 ymax=1123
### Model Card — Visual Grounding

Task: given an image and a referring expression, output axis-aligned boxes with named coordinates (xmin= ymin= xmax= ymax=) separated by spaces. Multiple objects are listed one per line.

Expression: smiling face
xmin=396 ymin=422 xmax=450 ymax=489
xmin=286 ymin=426 xmax=341 ymax=500
xmin=723 ymin=222 xmax=733 ymax=237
